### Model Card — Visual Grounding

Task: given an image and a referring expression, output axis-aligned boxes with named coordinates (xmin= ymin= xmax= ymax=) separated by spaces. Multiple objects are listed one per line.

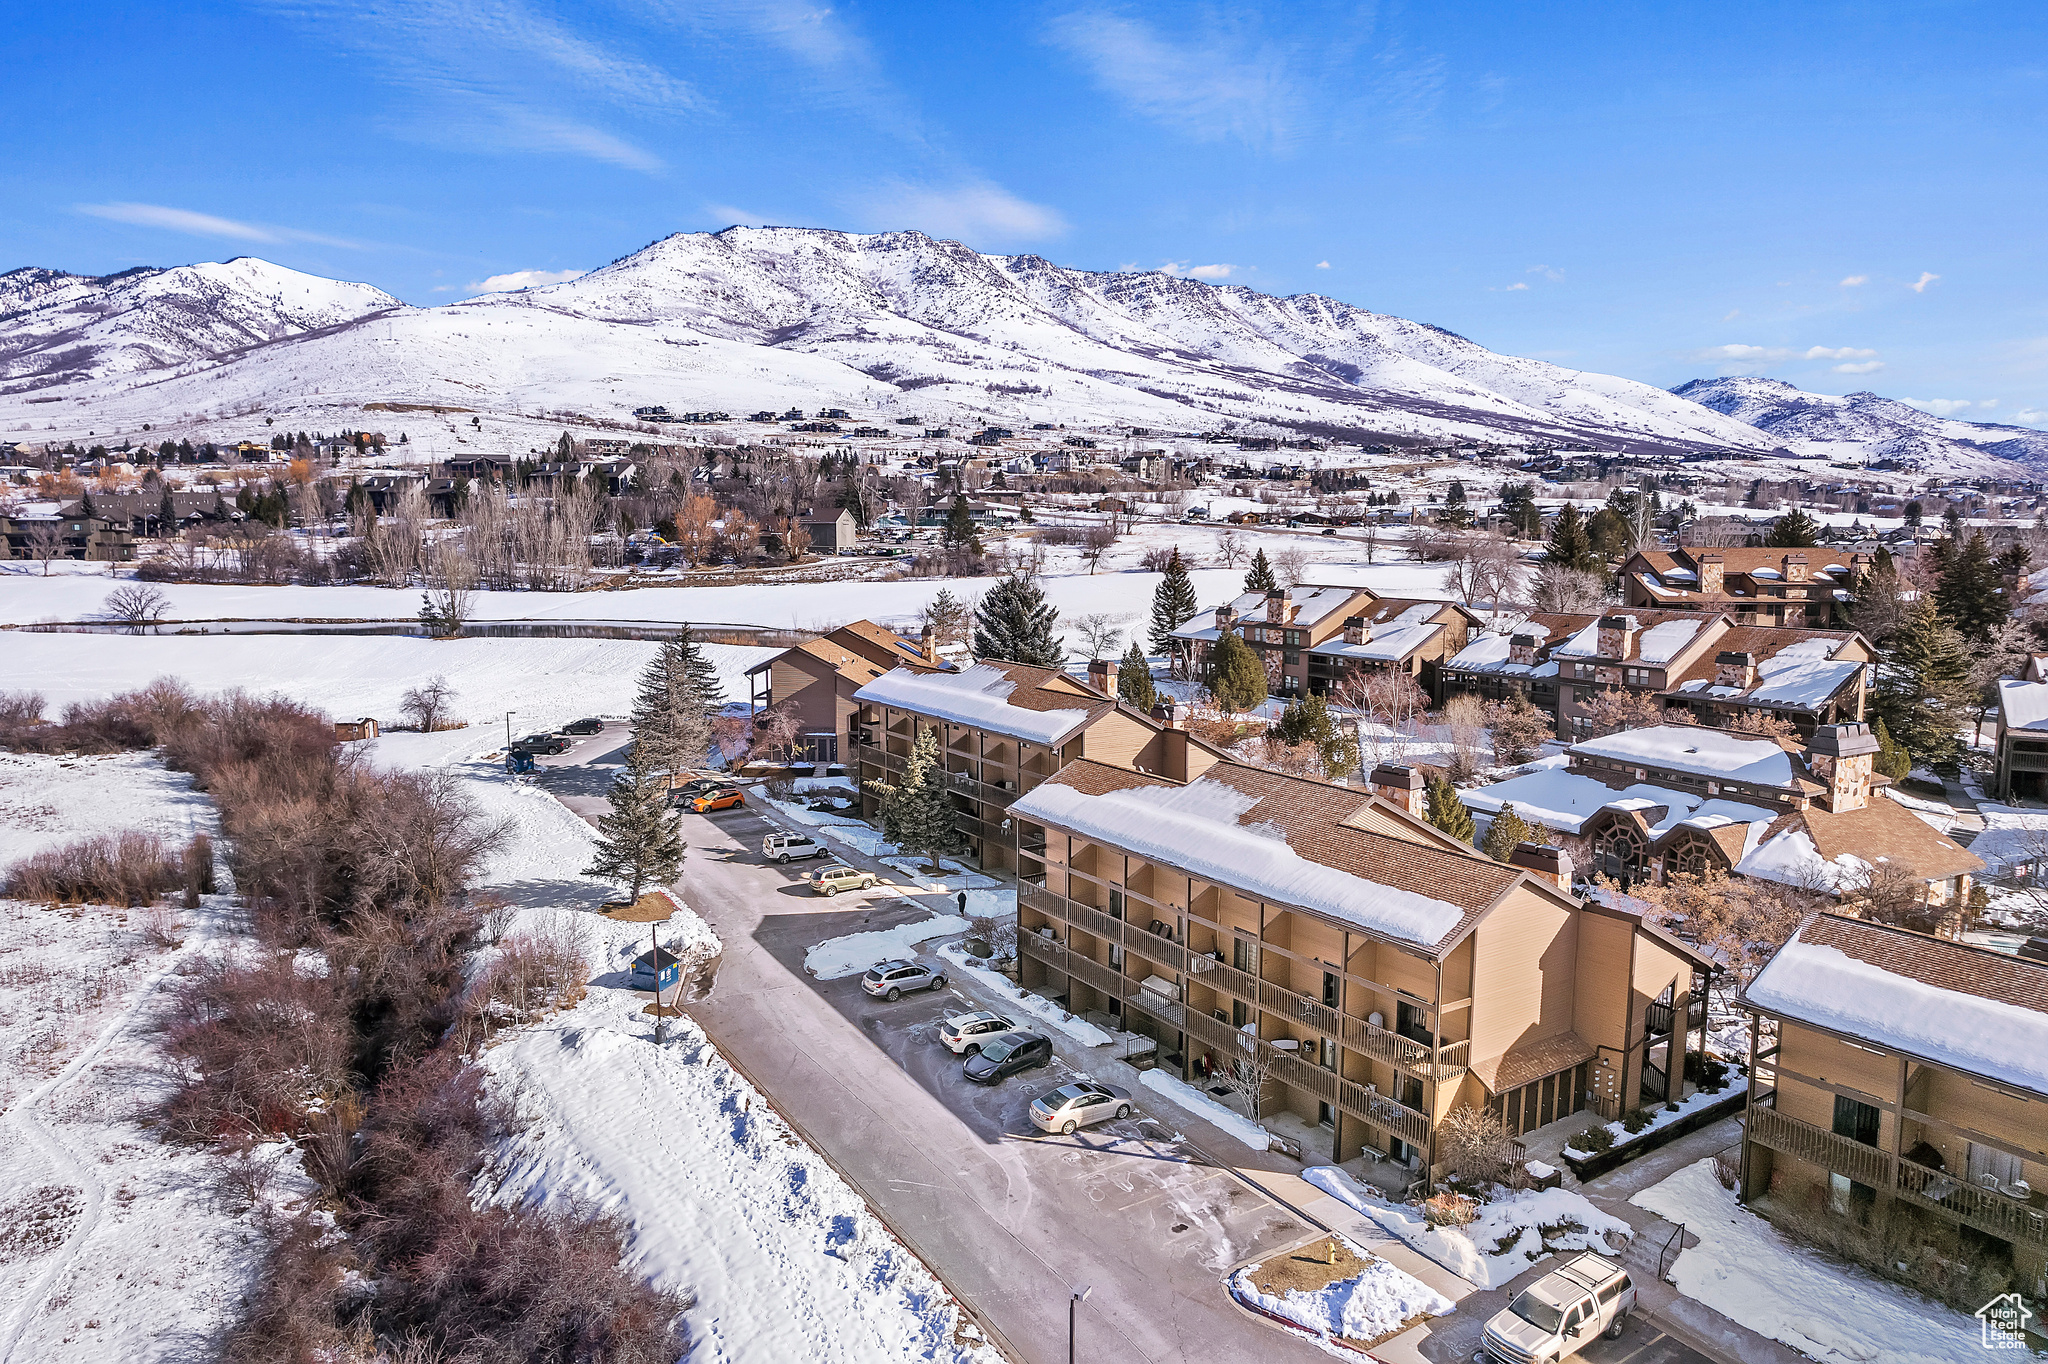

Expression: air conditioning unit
xmin=996 ymin=779 xmax=1015 ymax=791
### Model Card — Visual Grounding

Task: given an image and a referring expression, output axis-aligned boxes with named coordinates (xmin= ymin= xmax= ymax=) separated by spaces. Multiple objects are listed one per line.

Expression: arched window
xmin=1667 ymin=834 xmax=1720 ymax=880
xmin=1592 ymin=819 xmax=1649 ymax=886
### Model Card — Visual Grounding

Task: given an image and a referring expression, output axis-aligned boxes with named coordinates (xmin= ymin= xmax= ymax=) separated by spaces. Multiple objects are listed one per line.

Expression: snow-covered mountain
xmin=0 ymin=228 xmax=1780 ymax=453
xmin=1672 ymin=376 xmax=2048 ymax=477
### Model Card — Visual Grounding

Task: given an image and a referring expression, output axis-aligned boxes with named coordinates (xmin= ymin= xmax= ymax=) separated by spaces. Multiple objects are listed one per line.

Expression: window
xmin=1967 ymin=1143 xmax=2024 ymax=1190
xmin=1285 ymin=630 xmax=1304 ymax=647
xmin=1322 ymin=970 xmax=1341 ymax=1009
xmin=1108 ymin=888 xmax=1124 ymax=920
xmin=1592 ymin=820 xmax=1650 ymax=885
xmin=1396 ymin=1001 xmax=1432 ymax=1047
xmin=1317 ymin=1100 xmax=1335 ymax=1129
xmin=1232 ymin=936 xmax=1258 ymax=975
xmin=1320 ymin=1037 xmax=1338 ymax=1070
xmin=1282 ymin=650 xmax=1301 ymax=666
xmin=1832 ymin=1094 xmax=1880 ymax=1147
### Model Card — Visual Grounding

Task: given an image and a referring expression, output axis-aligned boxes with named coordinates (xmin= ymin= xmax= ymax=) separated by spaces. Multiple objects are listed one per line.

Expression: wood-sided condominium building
xmin=1739 ymin=915 xmax=2047 ymax=1301
xmin=852 ymin=662 xmax=1217 ymax=872
xmin=1008 ymin=759 xmax=1718 ymax=1175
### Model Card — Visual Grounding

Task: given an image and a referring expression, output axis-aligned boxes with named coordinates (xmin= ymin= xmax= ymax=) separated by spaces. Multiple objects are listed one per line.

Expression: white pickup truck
xmin=1482 ymin=1252 xmax=1636 ymax=1364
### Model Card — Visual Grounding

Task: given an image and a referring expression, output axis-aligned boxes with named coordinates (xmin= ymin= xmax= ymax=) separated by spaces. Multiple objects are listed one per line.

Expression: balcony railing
xmin=1746 ymin=1105 xmax=2048 ymax=1248
xmin=1645 ymin=997 xmax=1709 ymax=1037
xmin=1176 ymin=1007 xmax=1432 ymax=1148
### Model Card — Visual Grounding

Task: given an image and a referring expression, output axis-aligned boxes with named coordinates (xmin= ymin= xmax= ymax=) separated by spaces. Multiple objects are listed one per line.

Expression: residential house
xmin=1171 ymin=584 xmax=1383 ymax=699
xmin=1009 ymin=758 xmax=1717 ymax=1172
xmin=1737 ymin=915 xmax=2047 ymax=1302
xmin=1305 ymin=598 xmax=1482 ymax=703
xmin=743 ymin=621 xmax=941 ymax=764
xmin=1994 ymin=677 xmax=2048 ymax=802
xmin=0 ymin=511 xmax=135 ymax=562
xmin=57 ymin=489 xmax=227 ymax=537
xmin=853 ymin=663 xmax=1219 ymax=872
xmin=1435 ymin=612 xmax=1590 ymax=716
xmin=1620 ymin=547 xmax=1870 ymax=629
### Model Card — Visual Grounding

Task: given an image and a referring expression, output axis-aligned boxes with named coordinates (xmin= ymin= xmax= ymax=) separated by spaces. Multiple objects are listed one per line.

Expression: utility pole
xmin=1068 ymin=1285 xmax=1090 ymax=1364
xmin=504 ymin=710 xmax=516 ymax=750
xmin=651 ymin=922 xmax=664 ymax=1045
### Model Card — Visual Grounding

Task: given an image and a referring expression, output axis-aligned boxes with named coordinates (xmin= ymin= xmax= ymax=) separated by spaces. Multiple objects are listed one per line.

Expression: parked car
xmin=515 ymin=733 xmax=570 ymax=755
xmin=762 ymin=832 xmax=828 ymax=863
xmin=809 ymin=864 xmax=878 ymax=896
xmin=938 ymin=1010 xmax=1015 ymax=1054
xmin=1320 ymin=527 xmax=1339 ymax=536
xmin=561 ymin=717 xmax=605 ymax=735
xmin=861 ymin=959 xmax=946 ymax=1001
xmin=687 ymin=787 xmax=746 ymax=812
xmin=963 ymin=1031 xmax=1052 ymax=1084
xmin=1029 ymin=1081 xmax=1131 ymax=1134
xmin=1482 ymin=1253 xmax=1635 ymax=1364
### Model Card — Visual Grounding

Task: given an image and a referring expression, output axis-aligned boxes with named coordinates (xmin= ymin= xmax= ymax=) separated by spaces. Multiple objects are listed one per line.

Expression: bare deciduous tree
xmin=1525 ymin=562 xmax=1608 ymax=614
xmin=1272 ymin=543 xmax=1310 ymax=587
xmin=1072 ymin=612 xmax=1129 ymax=661
xmin=1215 ymin=528 xmax=1249 ymax=569
xmin=1580 ymin=686 xmax=1665 ymax=738
xmin=101 ymin=582 xmax=170 ymax=634
xmin=1333 ymin=668 xmax=1429 ymax=767
xmin=400 ymin=674 xmax=458 ymax=732
xmin=1438 ymin=532 xmax=1523 ymax=626
xmin=26 ymin=522 xmax=65 ymax=574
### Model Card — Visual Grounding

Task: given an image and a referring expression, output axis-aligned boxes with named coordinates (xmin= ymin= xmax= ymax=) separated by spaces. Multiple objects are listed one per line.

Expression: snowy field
xmin=1228 ymin=1232 xmax=1453 ymax=1354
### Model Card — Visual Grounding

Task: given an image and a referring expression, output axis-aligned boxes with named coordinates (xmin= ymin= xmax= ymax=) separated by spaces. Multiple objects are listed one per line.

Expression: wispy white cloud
xmin=856 ymin=181 xmax=1066 ymax=245
xmin=1840 ymin=274 xmax=1868 ymax=286
xmin=1804 ymin=346 xmax=1877 ymax=360
xmin=77 ymin=202 xmax=362 ymax=248
xmin=1526 ymin=264 xmax=1564 ymax=281
xmin=1833 ymin=361 xmax=1886 ymax=374
xmin=1901 ymin=397 xmax=1987 ymax=417
xmin=1044 ymin=8 xmax=1310 ymax=151
xmin=1696 ymin=343 xmax=1881 ymax=368
xmin=1314 ymin=260 xmax=1331 ymax=270
xmin=1701 ymin=343 xmax=1788 ymax=361
xmin=468 ymin=268 xmax=586 ymax=293
xmin=1910 ymin=271 xmax=1941 ymax=293
xmin=1723 ymin=309 xmax=1741 ymax=322
xmin=1494 ymin=282 xmax=1529 ymax=292
xmin=2010 ymin=408 xmax=2048 ymax=427
xmin=1157 ymin=261 xmax=1239 ymax=280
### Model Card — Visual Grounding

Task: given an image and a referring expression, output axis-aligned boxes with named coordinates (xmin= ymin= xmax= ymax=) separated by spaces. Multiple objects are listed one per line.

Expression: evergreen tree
xmin=631 ymin=634 xmax=717 ymax=782
xmin=866 ymin=726 xmax=959 ymax=872
xmin=556 ymin=430 xmax=575 ymax=461
xmin=1943 ymin=505 xmax=1965 ymax=539
xmin=1545 ymin=503 xmax=1600 ymax=572
xmin=1440 ymin=479 xmax=1472 ymax=528
xmin=1117 ymin=641 xmax=1157 ymax=711
xmin=1871 ymin=600 xmax=1973 ymax=771
xmin=1148 ymin=548 xmax=1199 ymax=653
xmin=1586 ymin=507 xmax=1632 ymax=560
xmin=943 ymin=493 xmax=980 ymax=548
xmin=1206 ymin=629 xmax=1268 ymax=713
xmin=1764 ymin=508 xmax=1822 ymax=548
xmin=1478 ymin=803 xmax=1535 ymax=862
xmin=1902 ymin=500 xmax=1923 ymax=528
xmin=583 ymin=745 xmax=687 ymax=901
xmin=1425 ymin=772 xmax=1476 ymax=843
xmin=1933 ymin=532 xmax=2004 ymax=642
xmin=1498 ymin=482 xmax=1542 ymax=538
xmin=1244 ymin=548 xmax=1278 ymax=595
xmin=972 ymin=573 xmax=1064 ymax=666
xmin=1872 ymin=717 xmax=1912 ymax=783
xmin=1274 ymin=693 xmax=1358 ymax=779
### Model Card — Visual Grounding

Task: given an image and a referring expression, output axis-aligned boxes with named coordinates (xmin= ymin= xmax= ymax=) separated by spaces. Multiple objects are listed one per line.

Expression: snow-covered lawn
xmin=1631 ymin=1158 xmax=1991 ymax=1364
xmin=1304 ymin=1167 xmax=1631 ymax=1289
xmin=1139 ymin=1068 xmax=1276 ymax=1152
xmin=804 ymin=915 xmax=970 ymax=979
xmin=1562 ymin=1078 xmax=1748 ymax=1161
xmin=1228 ymin=1233 xmax=1453 ymax=1355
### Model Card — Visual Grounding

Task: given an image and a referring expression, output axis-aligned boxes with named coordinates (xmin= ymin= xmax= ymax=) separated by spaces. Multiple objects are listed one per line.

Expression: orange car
xmin=688 ymin=786 xmax=746 ymax=813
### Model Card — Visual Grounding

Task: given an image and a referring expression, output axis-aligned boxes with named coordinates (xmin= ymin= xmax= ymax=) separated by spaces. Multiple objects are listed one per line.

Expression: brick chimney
xmin=1509 ymin=634 xmax=1540 ymax=667
xmin=1369 ymin=763 xmax=1426 ymax=816
xmin=1343 ymin=615 xmax=1370 ymax=646
xmin=1508 ymin=842 xmax=1574 ymax=891
xmin=1087 ymin=657 xmax=1112 ymax=693
xmin=1697 ymin=554 xmax=1725 ymax=596
xmin=1265 ymin=588 xmax=1289 ymax=623
xmin=1714 ymin=650 xmax=1757 ymax=688
xmin=1782 ymin=553 xmax=1808 ymax=583
xmin=1596 ymin=614 xmax=1640 ymax=660
xmin=1806 ymin=721 xmax=1880 ymax=812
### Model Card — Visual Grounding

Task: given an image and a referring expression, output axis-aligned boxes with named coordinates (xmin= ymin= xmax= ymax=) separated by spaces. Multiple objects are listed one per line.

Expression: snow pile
xmin=1138 ymin=1068 xmax=1275 ymax=1152
xmin=804 ymin=915 xmax=969 ymax=979
xmin=1302 ymin=1168 xmax=1631 ymax=1289
xmin=1012 ymin=777 xmax=1463 ymax=947
xmin=1561 ymin=1077 xmax=1748 ymax=1159
xmin=1631 ymin=1158 xmax=1988 ymax=1364
xmin=853 ymin=664 xmax=1091 ymax=745
xmin=1745 ymin=935 xmax=2048 ymax=1094
xmin=1229 ymin=1237 xmax=1452 ymax=1348
xmin=931 ymin=943 xmax=1115 ymax=1047
xmin=0 ymin=749 xmax=216 ymax=867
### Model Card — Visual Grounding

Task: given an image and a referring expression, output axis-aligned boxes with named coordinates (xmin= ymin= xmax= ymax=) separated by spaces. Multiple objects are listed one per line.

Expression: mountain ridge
xmin=1672 ymin=375 xmax=2048 ymax=477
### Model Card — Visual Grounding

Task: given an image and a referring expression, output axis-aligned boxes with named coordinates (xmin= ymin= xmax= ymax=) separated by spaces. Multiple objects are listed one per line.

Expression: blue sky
xmin=4 ymin=1 xmax=2044 ymax=423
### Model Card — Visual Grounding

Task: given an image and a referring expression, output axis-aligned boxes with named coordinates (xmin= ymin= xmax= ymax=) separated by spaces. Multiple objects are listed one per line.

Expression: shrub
xmin=159 ymin=955 xmax=355 ymax=1141
xmin=0 ymin=689 xmax=44 ymax=730
xmin=7 ymin=831 xmax=181 ymax=905
xmin=1422 ymin=1192 xmax=1479 ymax=1228
xmin=1622 ymin=1107 xmax=1656 ymax=1134
xmin=1713 ymin=1148 xmax=1740 ymax=1190
xmin=1573 ymin=1125 xmax=1615 ymax=1153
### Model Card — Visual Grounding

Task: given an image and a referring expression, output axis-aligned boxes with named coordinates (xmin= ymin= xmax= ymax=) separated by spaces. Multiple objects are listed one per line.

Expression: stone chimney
xmin=1596 ymin=614 xmax=1640 ymax=660
xmin=1806 ymin=721 xmax=1880 ymax=812
xmin=1782 ymin=553 xmax=1808 ymax=583
xmin=1265 ymin=588 xmax=1290 ymax=623
xmin=1087 ymin=657 xmax=1112 ymax=693
xmin=1343 ymin=615 xmax=1370 ymax=647
xmin=919 ymin=623 xmax=939 ymax=664
xmin=1509 ymin=634 xmax=1540 ymax=667
xmin=1214 ymin=602 xmax=1237 ymax=632
xmin=1714 ymin=650 xmax=1757 ymax=688
xmin=1369 ymin=763 xmax=1426 ymax=816
xmin=1149 ymin=699 xmax=1187 ymax=730
xmin=1848 ymin=551 xmax=1872 ymax=589
xmin=1697 ymin=554 xmax=1725 ymax=596
xmin=1508 ymin=842 xmax=1574 ymax=892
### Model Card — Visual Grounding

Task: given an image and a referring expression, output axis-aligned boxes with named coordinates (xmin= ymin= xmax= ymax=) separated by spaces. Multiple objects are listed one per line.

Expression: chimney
xmin=1714 ymin=650 xmax=1757 ymax=689
xmin=1806 ymin=721 xmax=1880 ymax=812
xmin=1508 ymin=842 xmax=1574 ymax=892
xmin=1848 ymin=552 xmax=1872 ymax=589
xmin=1149 ymin=699 xmax=1186 ymax=730
xmin=1369 ymin=763 xmax=1426 ymax=816
xmin=1265 ymin=588 xmax=1289 ymax=623
xmin=1782 ymin=553 xmax=1808 ymax=583
xmin=1343 ymin=615 xmax=1370 ymax=647
xmin=919 ymin=623 xmax=939 ymax=664
xmin=1087 ymin=657 xmax=1112 ymax=693
xmin=1697 ymin=554 xmax=1725 ymax=597
xmin=1509 ymin=633 xmax=1539 ymax=667
xmin=1596 ymin=614 xmax=1640 ymax=660
xmin=1215 ymin=602 xmax=1237 ymax=632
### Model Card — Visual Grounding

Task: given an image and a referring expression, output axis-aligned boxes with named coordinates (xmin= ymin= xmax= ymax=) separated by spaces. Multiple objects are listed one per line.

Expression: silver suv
xmin=1483 ymin=1252 xmax=1635 ymax=1363
xmin=861 ymin=959 xmax=946 ymax=1001
xmin=809 ymin=864 xmax=878 ymax=896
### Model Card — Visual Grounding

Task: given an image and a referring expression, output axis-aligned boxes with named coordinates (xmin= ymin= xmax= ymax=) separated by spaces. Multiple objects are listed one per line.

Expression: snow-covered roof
xmin=1743 ymin=658 xmax=1863 ymax=708
xmin=854 ymin=664 xmax=1093 ymax=745
xmin=1746 ymin=918 xmax=2048 ymax=1095
xmin=1999 ymin=678 xmax=2048 ymax=733
xmin=1735 ymin=828 xmax=1870 ymax=893
xmin=1464 ymin=767 xmax=1778 ymax=837
xmin=1010 ymin=774 xmax=1468 ymax=947
xmin=1636 ymin=618 xmax=1704 ymax=664
xmin=1553 ymin=621 xmax=1605 ymax=657
xmin=1569 ymin=726 xmax=1798 ymax=787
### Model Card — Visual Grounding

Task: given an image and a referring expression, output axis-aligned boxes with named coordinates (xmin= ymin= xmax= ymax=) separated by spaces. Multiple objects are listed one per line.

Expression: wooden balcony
xmin=1177 ymin=1007 xmax=1432 ymax=1148
xmin=1746 ymin=1105 xmax=2048 ymax=1248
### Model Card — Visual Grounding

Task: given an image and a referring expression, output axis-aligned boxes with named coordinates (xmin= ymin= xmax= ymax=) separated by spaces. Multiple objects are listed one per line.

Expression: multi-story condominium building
xmin=1620 ymin=548 xmax=1872 ymax=629
xmin=743 ymin=620 xmax=941 ymax=765
xmin=1304 ymin=598 xmax=1482 ymax=702
xmin=1993 ymin=669 xmax=2048 ymax=802
xmin=1008 ymin=758 xmax=1717 ymax=1173
xmin=852 ymin=662 xmax=1217 ymax=872
xmin=1170 ymin=584 xmax=1382 ymax=699
xmin=1441 ymin=612 xmax=1870 ymax=739
xmin=1465 ymin=723 xmax=1981 ymax=912
xmin=1738 ymin=915 xmax=2047 ymax=1302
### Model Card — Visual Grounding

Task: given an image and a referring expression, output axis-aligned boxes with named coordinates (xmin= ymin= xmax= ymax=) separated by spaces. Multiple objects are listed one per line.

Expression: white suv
xmin=763 ymin=832 xmax=826 ymax=863
xmin=1483 ymin=1253 xmax=1635 ymax=1363
xmin=938 ymin=1010 xmax=1015 ymax=1054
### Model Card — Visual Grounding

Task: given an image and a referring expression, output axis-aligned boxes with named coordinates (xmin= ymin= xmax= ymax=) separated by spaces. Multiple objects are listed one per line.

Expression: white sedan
xmin=1029 ymin=1082 xmax=1132 ymax=1136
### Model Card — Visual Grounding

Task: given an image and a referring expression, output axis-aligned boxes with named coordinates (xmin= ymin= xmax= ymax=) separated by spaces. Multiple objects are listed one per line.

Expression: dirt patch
xmin=1249 ymin=1234 xmax=1370 ymax=1297
xmin=603 ymin=891 xmax=679 ymax=922
xmin=0 ymin=1184 xmax=83 ymax=1263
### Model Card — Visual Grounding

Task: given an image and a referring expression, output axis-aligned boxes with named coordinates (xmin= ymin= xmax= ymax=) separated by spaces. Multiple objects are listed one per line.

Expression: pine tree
xmin=1440 ymin=478 xmax=1472 ymax=528
xmin=1148 ymin=548 xmax=1199 ymax=653
xmin=1117 ymin=641 xmax=1157 ymax=711
xmin=1546 ymin=504 xmax=1600 ymax=573
xmin=1425 ymin=772 xmax=1476 ymax=843
xmin=1479 ymin=803 xmax=1535 ymax=862
xmin=866 ymin=726 xmax=959 ymax=872
xmin=972 ymin=573 xmax=1064 ymax=666
xmin=1872 ymin=600 xmax=1973 ymax=771
xmin=943 ymin=493 xmax=980 ymax=548
xmin=632 ymin=634 xmax=716 ymax=782
xmin=1274 ymin=693 xmax=1357 ymax=779
xmin=1206 ymin=628 xmax=1268 ymax=713
xmin=583 ymin=745 xmax=686 ymax=901
xmin=1933 ymin=532 xmax=2003 ymax=642
xmin=1244 ymin=548 xmax=1278 ymax=595
xmin=1764 ymin=508 xmax=1822 ymax=548
xmin=556 ymin=430 xmax=575 ymax=461
xmin=1872 ymin=717 xmax=1912 ymax=783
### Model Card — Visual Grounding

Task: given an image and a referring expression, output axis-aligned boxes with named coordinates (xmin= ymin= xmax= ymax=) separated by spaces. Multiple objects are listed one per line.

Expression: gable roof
xmin=854 ymin=661 xmax=1111 ymax=746
xmin=1736 ymin=794 xmax=1983 ymax=892
xmin=743 ymin=620 xmax=935 ymax=683
xmin=1170 ymin=582 xmax=1377 ymax=641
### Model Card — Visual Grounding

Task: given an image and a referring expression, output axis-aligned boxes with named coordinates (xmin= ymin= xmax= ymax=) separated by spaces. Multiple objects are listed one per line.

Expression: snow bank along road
xmin=529 ymin=739 xmax=1326 ymax=1364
